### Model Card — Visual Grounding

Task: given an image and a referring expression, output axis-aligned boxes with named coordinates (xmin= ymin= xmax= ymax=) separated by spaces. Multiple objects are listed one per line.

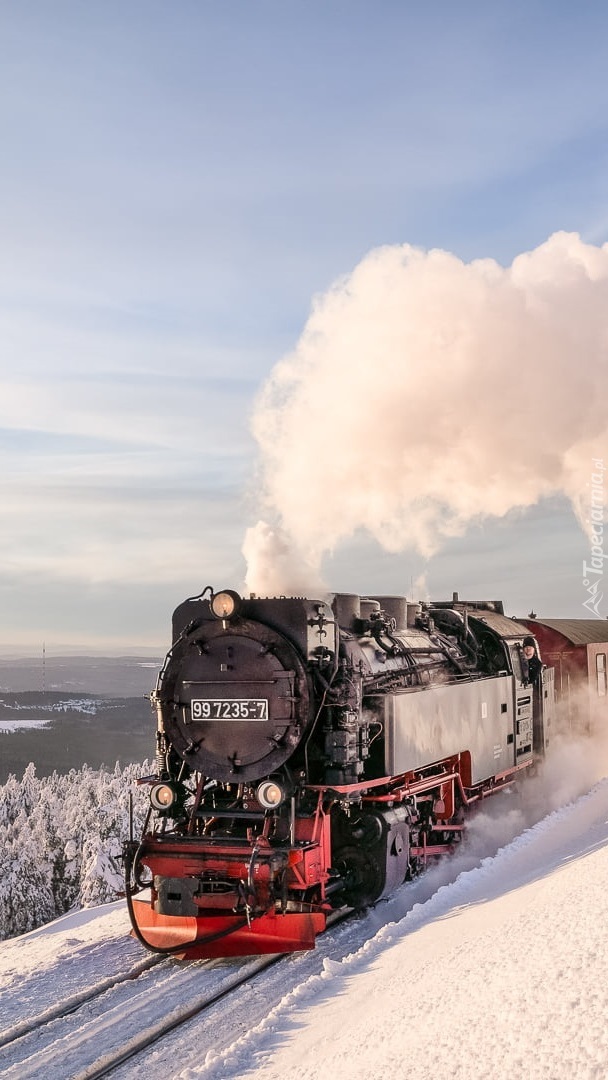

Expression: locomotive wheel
xmin=333 ymin=845 xmax=384 ymax=909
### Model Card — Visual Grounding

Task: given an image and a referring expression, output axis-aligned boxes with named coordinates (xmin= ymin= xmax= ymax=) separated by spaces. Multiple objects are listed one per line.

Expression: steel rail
xmin=0 ymin=909 xmax=350 ymax=1080
xmin=75 ymin=909 xmax=350 ymax=1080
xmin=0 ymin=955 xmax=164 ymax=1050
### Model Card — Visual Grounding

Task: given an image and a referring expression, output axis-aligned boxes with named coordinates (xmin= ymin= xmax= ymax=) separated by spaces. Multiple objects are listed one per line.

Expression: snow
xmin=0 ymin=699 xmax=107 ymax=712
xmin=0 ymin=699 xmax=110 ymax=732
xmin=2 ymin=747 xmax=608 ymax=1078
xmin=0 ymin=719 xmax=51 ymax=732
xmin=184 ymin=778 xmax=608 ymax=1080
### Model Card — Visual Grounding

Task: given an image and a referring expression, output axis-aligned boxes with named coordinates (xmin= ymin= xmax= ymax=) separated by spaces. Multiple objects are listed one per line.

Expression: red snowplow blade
xmin=130 ymin=898 xmax=326 ymax=959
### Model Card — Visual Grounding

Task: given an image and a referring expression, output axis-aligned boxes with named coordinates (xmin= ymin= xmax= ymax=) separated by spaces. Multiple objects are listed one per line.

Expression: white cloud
xmin=0 ymin=374 xmax=255 ymax=455
xmin=0 ymin=481 xmax=246 ymax=586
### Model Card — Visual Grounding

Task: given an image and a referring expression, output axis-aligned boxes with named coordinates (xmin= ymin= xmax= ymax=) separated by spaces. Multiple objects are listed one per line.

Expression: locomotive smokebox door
xmin=157 ymin=618 xmax=313 ymax=783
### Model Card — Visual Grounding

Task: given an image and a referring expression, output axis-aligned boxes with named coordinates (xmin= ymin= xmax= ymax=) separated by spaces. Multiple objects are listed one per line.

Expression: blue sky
xmin=1 ymin=2 xmax=607 ymax=651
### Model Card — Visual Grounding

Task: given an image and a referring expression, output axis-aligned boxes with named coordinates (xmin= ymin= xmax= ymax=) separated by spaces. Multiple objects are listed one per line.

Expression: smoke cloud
xmin=245 ymin=231 xmax=608 ymax=595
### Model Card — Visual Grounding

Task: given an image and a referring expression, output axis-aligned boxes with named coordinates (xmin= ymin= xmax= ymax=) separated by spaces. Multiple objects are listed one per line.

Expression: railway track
xmin=0 ymin=911 xmax=350 ymax=1080
xmin=0 ymin=952 xmax=274 ymax=1079
xmin=0 ymin=954 xmax=164 ymax=1050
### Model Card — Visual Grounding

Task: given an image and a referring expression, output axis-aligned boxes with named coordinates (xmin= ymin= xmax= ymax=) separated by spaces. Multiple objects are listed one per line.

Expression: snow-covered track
xmin=0 ymin=910 xmax=350 ymax=1080
xmin=0 ymin=951 xmax=277 ymax=1079
xmin=0 ymin=954 xmax=163 ymax=1049
xmin=74 ymin=952 xmax=285 ymax=1080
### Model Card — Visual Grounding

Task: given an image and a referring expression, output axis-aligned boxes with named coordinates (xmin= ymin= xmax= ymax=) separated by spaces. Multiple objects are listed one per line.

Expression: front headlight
xmin=150 ymin=782 xmax=179 ymax=812
xmin=256 ymin=778 xmax=286 ymax=810
xmin=210 ymin=589 xmax=241 ymax=619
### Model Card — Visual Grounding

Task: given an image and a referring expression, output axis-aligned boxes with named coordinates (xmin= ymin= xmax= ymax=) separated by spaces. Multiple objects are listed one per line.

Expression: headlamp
xmin=150 ymin=782 xmax=180 ymax=812
xmin=210 ymin=589 xmax=241 ymax=619
xmin=256 ymin=778 xmax=286 ymax=810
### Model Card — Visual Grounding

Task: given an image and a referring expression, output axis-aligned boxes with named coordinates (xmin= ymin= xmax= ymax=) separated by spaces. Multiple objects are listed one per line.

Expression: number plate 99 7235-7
xmin=190 ymin=699 xmax=269 ymax=721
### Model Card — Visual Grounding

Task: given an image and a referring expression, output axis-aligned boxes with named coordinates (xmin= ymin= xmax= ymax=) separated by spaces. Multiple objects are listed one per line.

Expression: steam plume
xmin=245 ymin=232 xmax=608 ymax=594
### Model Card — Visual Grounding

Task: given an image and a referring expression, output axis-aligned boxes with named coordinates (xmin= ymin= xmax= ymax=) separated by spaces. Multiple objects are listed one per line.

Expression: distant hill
xmin=0 ymin=656 xmax=164 ymax=781
xmin=0 ymin=655 xmax=164 ymax=696
xmin=0 ymin=692 xmax=155 ymax=783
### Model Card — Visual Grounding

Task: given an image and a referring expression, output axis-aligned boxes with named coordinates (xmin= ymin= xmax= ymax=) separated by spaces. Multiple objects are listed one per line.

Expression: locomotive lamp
xmin=256 ymin=778 xmax=287 ymax=809
xmin=210 ymin=589 xmax=241 ymax=619
xmin=150 ymin=781 xmax=183 ymax=813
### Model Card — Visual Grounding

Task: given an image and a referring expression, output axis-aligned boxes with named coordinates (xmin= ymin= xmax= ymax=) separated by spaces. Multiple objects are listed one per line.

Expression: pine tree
xmin=0 ymin=760 xmax=150 ymax=940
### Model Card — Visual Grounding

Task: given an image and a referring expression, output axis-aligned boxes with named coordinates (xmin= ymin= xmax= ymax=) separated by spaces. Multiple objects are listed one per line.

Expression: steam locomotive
xmin=125 ymin=587 xmax=555 ymax=958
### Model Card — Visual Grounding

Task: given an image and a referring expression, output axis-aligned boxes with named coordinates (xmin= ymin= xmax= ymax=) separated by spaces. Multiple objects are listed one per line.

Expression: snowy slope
xmin=2 ymin=739 xmax=608 ymax=1079
xmin=194 ymin=778 xmax=608 ymax=1080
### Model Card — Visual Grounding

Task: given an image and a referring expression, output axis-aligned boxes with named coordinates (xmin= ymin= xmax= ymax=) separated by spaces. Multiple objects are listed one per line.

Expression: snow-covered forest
xmin=0 ymin=761 xmax=150 ymax=940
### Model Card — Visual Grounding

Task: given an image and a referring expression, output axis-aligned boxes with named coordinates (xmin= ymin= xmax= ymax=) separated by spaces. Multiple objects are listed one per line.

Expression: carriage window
xmin=596 ymin=653 xmax=607 ymax=697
